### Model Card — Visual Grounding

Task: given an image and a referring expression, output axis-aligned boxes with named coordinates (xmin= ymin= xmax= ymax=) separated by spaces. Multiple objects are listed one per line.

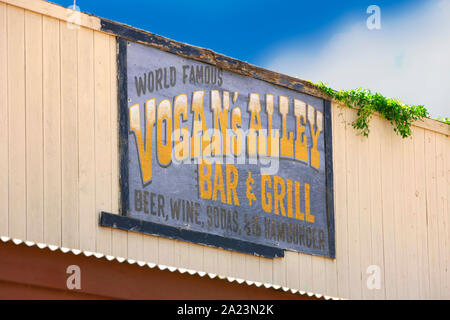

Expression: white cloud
xmin=263 ymin=0 xmax=450 ymax=118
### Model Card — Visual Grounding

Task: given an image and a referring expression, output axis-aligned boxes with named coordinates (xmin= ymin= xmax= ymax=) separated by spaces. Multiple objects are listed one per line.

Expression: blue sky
xmin=50 ymin=0 xmax=448 ymax=117
xmin=50 ymin=0 xmax=421 ymax=64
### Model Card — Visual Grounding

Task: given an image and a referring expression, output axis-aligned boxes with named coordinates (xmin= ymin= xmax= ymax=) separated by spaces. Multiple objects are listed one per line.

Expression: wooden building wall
xmin=0 ymin=0 xmax=449 ymax=299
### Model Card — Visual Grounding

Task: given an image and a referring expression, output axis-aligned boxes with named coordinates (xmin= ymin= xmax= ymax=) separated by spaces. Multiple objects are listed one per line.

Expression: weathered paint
xmin=112 ymin=40 xmax=335 ymax=258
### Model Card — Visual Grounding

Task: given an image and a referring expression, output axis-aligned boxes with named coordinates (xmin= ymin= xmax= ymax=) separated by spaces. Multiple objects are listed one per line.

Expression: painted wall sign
xmin=101 ymin=38 xmax=335 ymax=259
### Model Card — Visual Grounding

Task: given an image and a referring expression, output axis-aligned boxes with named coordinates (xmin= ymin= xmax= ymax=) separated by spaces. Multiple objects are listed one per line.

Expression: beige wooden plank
xmin=231 ymin=251 xmax=247 ymax=280
xmin=244 ymin=253 xmax=260 ymax=282
xmin=172 ymin=240 xmax=182 ymax=267
xmin=108 ymin=35 xmax=128 ymax=258
xmin=77 ymin=27 xmax=95 ymax=252
xmin=404 ymin=134 xmax=417 ymax=301
xmin=2 ymin=0 xmax=101 ymax=31
xmin=158 ymin=237 xmax=174 ymax=266
xmin=332 ymin=104 xmax=350 ymax=299
xmin=412 ymin=127 xmax=430 ymax=299
xmin=173 ymin=240 xmax=189 ymax=268
xmin=217 ymin=248 xmax=232 ymax=277
xmin=403 ymin=129 xmax=420 ymax=299
xmin=272 ymin=254 xmax=286 ymax=287
xmin=7 ymin=5 xmax=26 ymax=240
xmin=445 ymin=136 xmax=450 ymax=299
xmin=42 ymin=16 xmax=61 ymax=246
xmin=358 ymin=127 xmax=373 ymax=299
xmin=94 ymin=31 xmax=112 ymax=255
xmin=203 ymin=245 xmax=218 ymax=275
xmin=436 ymin=134 xmax=449 ymax=298
xmin=425 ymin=130 xmax=440 ymax=299
xmin=0 ymin=2 xmax=8 ymax=236
xmin=379 ymin=120 xmax=397 ymax=299
xmin=413 ymin=117 xmax=450 ymax=137
xmin=111 ymin=229 xmax=128 ymax=258
xmin=127 ymin=232 xmax=143 ymax=261
xmin=311 ymin=255 xmax=326 ymax=295
xmin=324 ymin=258 xmax=338 ymax=298
xmin=143 ymin=234 xmax=158 ymax=263
xmin=259 ymin=256 xmax=273 ymax=284
xmin=444 ymin=136 xmax=450 ymax=299
xmin=368 ymin=117 xmax=385 ymax=299
xmin=391 ymin=129 xmax=408 ymax=299
xmin=60 ymin=21 xmax=79 ymax=249
xmin=345 ymin=108 xmax=362 ymax=299
xmin=25 ymin=10 xmax=43 ymax=243
xmin=284 ymin=251 xmax=299 ymax=290
xmin=298 ymin=253 xmax=312 ymax=293
xmin=189 ymin=243 xmax=204 ymax=272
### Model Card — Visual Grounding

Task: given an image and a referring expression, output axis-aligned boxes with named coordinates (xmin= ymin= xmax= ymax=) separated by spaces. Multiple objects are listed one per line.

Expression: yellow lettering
xmin=226 ymin=164 xmax=239 ymax=205
xmin=174 ymin=94 xmax=189 ymax=161
xmin=211 ymin=90 xmax=230 ymax=156
xmin=266 ymin=94 xmax=274 ymax=156
xmin=294 ymin=181 xmax=304 ymax=220
xmin=308 ymin=105 xmax=322 ymax=169
xmin=129 ymin=100 xmax=155 ymax=184
xmin=286 ymin=179 xmax=293 ymax=218
xmin=157 ymin=99 xmax=172 ymax=166
xmin=305 ymin=182 xmax=314 ymax=223
xmin=273 ymin=176 xmax=286 ymax=216
xmin=199 ymin=159 xmax=212 ymax=199
xmin=212 ymin=163 xmax=226 ymax=203
xmin=248 ymin=93 xmax=266 ymax=157
xmin=231 ymin=107 xmax=242 ymax=156
xmin=294 ymin=99 xmax=308 ymax=163
xmin=279 ymin=96 xmax=294 ymax=158
xmin=191 ymin=91 xmax=211 ymax=158
xmin=261 ymin=175 xmax=272 ymax=213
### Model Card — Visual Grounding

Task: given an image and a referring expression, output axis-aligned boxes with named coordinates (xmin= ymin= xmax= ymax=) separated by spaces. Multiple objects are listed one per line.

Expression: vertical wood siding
xmin=1 ymin=2 xmax=449 ymax=299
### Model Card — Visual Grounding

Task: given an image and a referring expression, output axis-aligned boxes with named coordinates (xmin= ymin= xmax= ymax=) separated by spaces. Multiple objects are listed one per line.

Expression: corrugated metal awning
xmin=0 ymin=236 xmax=340 ymax=300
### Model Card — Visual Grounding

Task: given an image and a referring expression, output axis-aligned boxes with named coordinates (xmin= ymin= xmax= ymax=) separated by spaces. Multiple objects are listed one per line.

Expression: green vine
xmin=436 ymin=116 xmax=450 ymax=125
xmin=311 ymin=82 xmax=429 ymax=138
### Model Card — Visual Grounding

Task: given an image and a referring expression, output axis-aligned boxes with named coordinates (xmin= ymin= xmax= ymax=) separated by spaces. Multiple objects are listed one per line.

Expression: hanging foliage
xmin=312 ymin=82 xmax=430 ymax=138
xmin=436 ymin=117 xmax=450 ymax=125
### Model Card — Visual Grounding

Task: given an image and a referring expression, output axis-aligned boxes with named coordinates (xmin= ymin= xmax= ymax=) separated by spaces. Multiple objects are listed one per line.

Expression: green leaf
xmin=310 ymin=81 xmax=433 ymax=138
